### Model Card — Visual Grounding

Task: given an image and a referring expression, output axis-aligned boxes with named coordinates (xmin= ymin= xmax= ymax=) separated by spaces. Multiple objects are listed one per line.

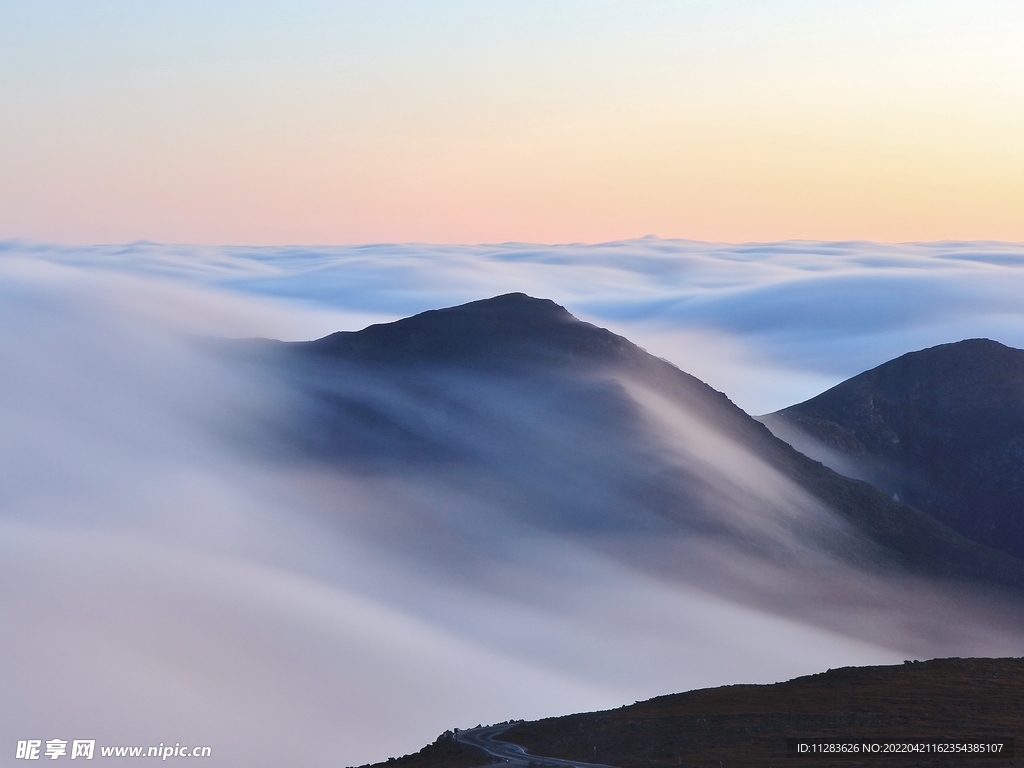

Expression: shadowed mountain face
xmin=763 ymin=339 xmax=1024 ymax=560
xmin=238 ymin=295 xmax=1024 ymax=659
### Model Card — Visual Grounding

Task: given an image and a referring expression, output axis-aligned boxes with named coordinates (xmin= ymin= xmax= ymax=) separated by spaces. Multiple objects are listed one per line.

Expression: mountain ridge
xmin=251 ymin=295 xmax=1024 ymax=593
xmin=765 ymin=338 xmax=1024 ymax=559
xmin=299 ymin=293 xmax=648 ymax=370
xmin=354 ymin=657 xmax=1023 ymax=768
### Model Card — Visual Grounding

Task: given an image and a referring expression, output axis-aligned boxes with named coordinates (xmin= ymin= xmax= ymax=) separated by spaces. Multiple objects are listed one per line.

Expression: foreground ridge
xmin=358 ymin=658 xmax=1022 ymax=768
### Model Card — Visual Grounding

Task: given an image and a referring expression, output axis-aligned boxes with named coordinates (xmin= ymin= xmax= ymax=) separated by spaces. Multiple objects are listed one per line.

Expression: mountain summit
xmin=300 ymin=292 xmax=642 ymax=368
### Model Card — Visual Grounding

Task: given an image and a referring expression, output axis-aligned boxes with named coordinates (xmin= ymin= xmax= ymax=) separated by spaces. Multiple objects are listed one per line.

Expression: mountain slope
xmin=355 ymin=657 xmax=1023 ymax=768
xmin=764 ymin=338 xmax=1024 ymax=560
xmin=258 ymin=295 xmax=1024 ymax=593
xmin=496 ymin=656 xmax=1022 ymax=768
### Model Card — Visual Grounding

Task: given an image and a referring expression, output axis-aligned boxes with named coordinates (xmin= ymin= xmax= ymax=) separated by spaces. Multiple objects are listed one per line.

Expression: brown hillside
xmin=350 ymin=731 xmax=491 ymax=768
xmin=498 ymin=657 xmax=1022 ymax=768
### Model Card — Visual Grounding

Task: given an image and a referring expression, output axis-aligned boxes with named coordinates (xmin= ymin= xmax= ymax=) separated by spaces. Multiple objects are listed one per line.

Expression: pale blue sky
xmin=3 ymin=1 xmax=1022 ymax=243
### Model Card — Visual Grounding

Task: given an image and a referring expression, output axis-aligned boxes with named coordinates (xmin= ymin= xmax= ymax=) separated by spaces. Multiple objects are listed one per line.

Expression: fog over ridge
xmin=7 ymin=237 xmax=1024 ymax=412
xmin=3 ymin=249 xmax=1024 ymax=766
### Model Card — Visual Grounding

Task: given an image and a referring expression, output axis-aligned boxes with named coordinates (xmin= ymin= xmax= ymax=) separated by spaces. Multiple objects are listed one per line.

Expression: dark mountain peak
xmin=394 ymin=292 xmax=578 ymax=333
xmin=300 ymin=293 xmax=639 ymax=368
xmin=877 ymin=337 xmax=1021 ymax=379
xmin=894 ymin=337 xmax=1016 ymax=371
xmin=791 ymin=338 xmax=1024 ymax=415
xmin=770 ymin=337 xmax=1024 ymax=559
xmin=444 ymin=291 xmax=571 ymax=318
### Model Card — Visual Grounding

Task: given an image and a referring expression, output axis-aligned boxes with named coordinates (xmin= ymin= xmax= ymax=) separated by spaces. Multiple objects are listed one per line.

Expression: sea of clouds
xmin=3 ymin=238 xmax=1024 ymax=766
xmin=7 ymin=237 xmax=1024 ymax=413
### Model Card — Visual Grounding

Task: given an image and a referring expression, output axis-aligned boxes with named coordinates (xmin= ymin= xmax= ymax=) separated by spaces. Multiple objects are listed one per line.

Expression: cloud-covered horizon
xmin=6 ymin=237 xmax=1024 ymax=413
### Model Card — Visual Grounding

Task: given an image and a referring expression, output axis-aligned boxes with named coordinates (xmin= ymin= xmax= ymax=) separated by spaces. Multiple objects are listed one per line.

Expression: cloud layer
xmin=7 ymin=237 xmax=1024 ymax=412
xmin=3 ymin=241 xmax=1024 ymax=766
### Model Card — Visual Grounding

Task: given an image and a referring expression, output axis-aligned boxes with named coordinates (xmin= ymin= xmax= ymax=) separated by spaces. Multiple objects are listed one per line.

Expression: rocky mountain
xmin=763 ymin=338 xmax=1024 ymax=560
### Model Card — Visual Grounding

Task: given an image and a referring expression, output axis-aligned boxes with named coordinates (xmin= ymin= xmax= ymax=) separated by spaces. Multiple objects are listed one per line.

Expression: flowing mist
xmin=3 ymin=251 xmax=1024 ymax=767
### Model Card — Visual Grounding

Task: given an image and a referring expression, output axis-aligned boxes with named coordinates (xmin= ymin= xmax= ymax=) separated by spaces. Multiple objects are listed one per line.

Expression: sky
xmin=3 ymin=0 xmax=1024 ymax=244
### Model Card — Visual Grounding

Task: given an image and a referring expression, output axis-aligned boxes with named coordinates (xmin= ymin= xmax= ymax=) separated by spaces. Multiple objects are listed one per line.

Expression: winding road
xmin=457 ymin=725 xmax=619 ymax=768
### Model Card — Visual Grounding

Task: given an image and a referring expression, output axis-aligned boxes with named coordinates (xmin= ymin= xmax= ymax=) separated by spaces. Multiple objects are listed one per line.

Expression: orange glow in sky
xmin=2 ymin=1 xmax=1023 ymax=245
